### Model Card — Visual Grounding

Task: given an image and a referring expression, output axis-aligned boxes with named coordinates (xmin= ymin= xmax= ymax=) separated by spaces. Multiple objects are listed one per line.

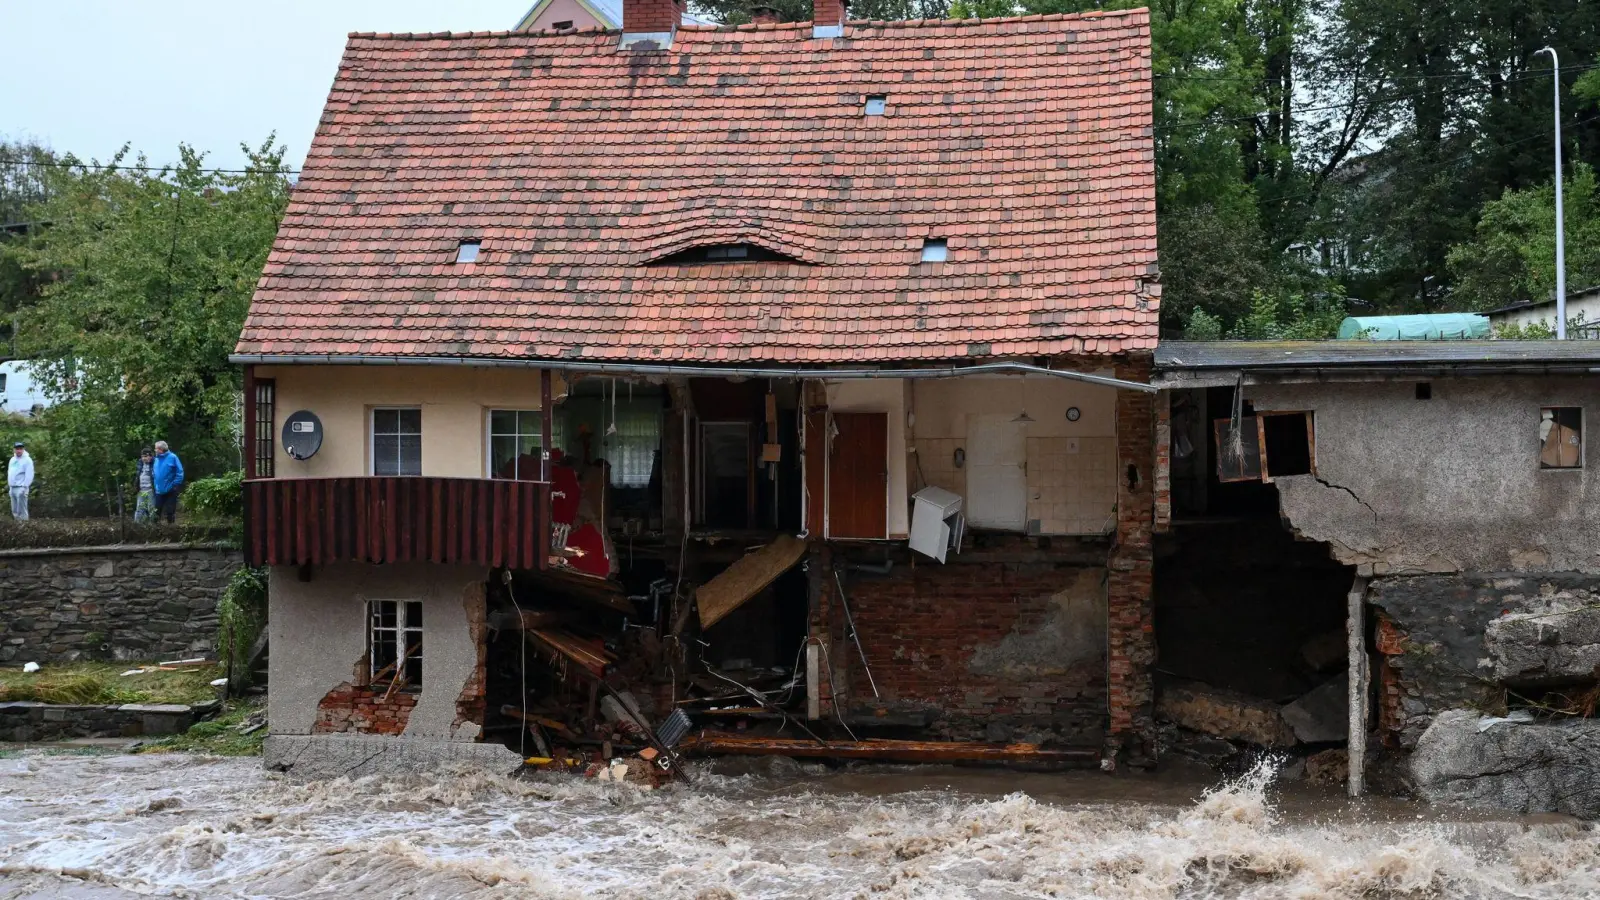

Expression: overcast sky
xmin=2 ymin=1 xmax=530 ymax=171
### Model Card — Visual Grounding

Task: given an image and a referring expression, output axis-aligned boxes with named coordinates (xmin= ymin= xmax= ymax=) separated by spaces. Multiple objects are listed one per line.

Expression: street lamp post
xmin=1539 ymin=46 xmax=1567 ymax=339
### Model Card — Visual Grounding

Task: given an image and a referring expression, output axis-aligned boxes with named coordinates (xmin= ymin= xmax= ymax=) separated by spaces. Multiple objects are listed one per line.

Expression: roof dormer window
xmin=654 ymin=243 xmax=802 ymax=265
xmin=920 ymin=238 xmax=948 ymax=263
xmin=456 ymin=241 xmax=481 ymax=264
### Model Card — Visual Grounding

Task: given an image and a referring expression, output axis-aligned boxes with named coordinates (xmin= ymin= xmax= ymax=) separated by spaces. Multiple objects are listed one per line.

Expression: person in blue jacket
xmin=151 ymin=440 xmax=185 ymax=524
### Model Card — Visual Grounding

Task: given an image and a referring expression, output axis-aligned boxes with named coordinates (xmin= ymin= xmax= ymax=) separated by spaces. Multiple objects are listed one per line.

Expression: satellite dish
xmin=282 ymin=410 xmax=324 ymax=461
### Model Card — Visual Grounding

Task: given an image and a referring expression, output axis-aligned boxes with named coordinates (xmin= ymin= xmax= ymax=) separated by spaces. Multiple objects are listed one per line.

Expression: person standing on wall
xmin=8 ymin=442 xmax=33 ymax=521
xmin=133 ymin=448 xmax=157 ymax=524
xmin=152 ymin=440 xmax=184 ymax=524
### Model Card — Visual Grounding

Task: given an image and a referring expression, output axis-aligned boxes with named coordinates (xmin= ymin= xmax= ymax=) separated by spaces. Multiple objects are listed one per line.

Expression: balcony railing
xmin=244 ymin=476 xmax=548 ymax=570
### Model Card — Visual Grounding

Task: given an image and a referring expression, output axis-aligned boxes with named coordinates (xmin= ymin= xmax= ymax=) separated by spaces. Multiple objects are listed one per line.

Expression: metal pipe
xmin=1539 ymin=46 xmax=1567 ymax=340
xmin=229 ymin=354 xmax=1157 ymax=393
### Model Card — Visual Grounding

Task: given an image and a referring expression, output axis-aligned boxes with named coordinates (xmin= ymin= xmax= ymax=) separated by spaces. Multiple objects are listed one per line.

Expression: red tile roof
xmin=239 ymin=11 xmax=1158 ymax=364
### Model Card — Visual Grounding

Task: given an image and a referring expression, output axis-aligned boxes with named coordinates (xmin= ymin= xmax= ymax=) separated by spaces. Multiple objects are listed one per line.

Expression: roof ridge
xmin=349 ymin=8 xmax=1148 ymax=40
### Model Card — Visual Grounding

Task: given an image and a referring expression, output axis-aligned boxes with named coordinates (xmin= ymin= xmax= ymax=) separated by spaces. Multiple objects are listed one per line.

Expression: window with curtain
xmin=603 ymin=405 xmax=660 ymax=488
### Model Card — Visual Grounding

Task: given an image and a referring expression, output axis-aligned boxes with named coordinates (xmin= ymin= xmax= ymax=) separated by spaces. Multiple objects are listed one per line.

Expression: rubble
xmin=1281 ymin=674 xmax=1348 ymax=744
xmin=1155 ymin=683 xmax=1297 ymax=748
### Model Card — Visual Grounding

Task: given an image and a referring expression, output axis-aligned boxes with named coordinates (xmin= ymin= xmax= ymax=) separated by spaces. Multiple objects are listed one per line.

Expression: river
xmin=0 ymin=751 xmax=1595 ymax=899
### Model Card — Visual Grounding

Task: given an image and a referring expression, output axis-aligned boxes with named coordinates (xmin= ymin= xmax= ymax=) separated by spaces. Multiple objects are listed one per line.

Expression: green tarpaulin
xmin=1337 ymin=314 xmax=1491 ymax=340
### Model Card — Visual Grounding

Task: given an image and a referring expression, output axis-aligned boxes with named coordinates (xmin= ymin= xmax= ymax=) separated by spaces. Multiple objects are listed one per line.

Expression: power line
xmin=1156 ymin=59 xmax=1600 ymax=84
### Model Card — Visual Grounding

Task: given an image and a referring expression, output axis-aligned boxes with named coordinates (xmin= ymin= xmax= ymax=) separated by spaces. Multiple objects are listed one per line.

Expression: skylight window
xmin=865 ymin=95 xmax=887 ymax=116
xmin=456 ymin=241 xmax=481 ymax=264
xmin=920 ymin=238 xmax=948 ymax=263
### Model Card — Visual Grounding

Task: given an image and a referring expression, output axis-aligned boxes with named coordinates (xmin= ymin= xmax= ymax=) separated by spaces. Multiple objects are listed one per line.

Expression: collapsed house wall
xmin=1250 ymin=377 xmax=1600 ymax=575
xmin=1238 ymin=376 xmax=1600 ymax=810
xmin=266 ymin=563 xmax=489 ymax=750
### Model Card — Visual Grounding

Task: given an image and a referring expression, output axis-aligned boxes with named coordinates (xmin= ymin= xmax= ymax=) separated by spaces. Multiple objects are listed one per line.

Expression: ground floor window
xmin=369 ymin=600 xmax=423 ymax=689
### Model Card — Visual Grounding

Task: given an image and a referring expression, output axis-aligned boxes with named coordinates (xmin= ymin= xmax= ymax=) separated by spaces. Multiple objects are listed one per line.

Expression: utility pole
xmin=1539 ymin=46 xmax=1567 ymax=339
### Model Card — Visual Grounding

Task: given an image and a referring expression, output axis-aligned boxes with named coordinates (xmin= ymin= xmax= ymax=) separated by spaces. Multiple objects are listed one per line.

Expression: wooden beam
xmin=677 ymin=734 xmax=1099 ymax=764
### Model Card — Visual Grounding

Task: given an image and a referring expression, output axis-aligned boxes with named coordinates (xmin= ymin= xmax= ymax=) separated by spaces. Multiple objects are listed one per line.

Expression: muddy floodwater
xmin=0 ymin=752 xmax=1597 ymax=899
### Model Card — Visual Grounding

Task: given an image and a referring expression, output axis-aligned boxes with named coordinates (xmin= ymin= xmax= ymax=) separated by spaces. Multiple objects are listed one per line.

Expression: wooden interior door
xmin=829 ymin=412 xmax=888 ymax=538
xmin=965 ymin=413 xmax=1027 ymax=530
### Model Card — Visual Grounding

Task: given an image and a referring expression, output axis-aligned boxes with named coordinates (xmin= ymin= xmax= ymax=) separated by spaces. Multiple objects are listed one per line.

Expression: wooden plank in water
xmin=677 ymin=734 xmax=1098 ymax=764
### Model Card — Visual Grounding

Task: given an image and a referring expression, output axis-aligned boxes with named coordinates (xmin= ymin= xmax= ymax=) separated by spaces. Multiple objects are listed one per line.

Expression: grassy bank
xmin=137 ymin=700 xmax=265 ymax=756
xmin=0 ymin=661 xmax=222 ymax=706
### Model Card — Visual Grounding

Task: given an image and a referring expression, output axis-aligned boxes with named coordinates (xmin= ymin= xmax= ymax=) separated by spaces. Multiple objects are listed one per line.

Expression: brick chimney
xmin=621 ymin=0 xmax=681 ymax=48
xmin=812 ymin=0 xmax=844 ymax=38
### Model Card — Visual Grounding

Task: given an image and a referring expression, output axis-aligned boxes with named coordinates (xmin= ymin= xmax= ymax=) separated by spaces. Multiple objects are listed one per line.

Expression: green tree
xmin=1448 ymin=162 xmax=1600 ymax=312
xmin=2 ymin=139 xmax=291 ymax=494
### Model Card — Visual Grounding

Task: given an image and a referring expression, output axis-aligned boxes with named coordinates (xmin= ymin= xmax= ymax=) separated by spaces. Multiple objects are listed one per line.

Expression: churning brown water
xmin=0 ymin=752 xmax=1596 ymax=899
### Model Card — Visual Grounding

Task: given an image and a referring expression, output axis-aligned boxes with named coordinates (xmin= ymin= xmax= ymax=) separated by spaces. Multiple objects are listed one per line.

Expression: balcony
xmin=244 ymin=476 xmax=549 ymax=570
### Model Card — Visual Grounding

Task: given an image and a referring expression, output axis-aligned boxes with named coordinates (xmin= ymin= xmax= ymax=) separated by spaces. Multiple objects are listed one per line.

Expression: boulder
xmin=1409 ymin=709 xmax=1600 ymax=819
xmin=1486 ymin=597 xmax=1600 ymax=685
xmin=1156 ymin=683 xmax=1297 ymax=748
xmin=1281 ymin=674 xmax=1348 ymax=744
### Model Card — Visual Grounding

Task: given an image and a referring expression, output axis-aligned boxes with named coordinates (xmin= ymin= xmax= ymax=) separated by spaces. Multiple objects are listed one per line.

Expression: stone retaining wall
xmin=0 ymin=700 xmax=212 ymax=742
xmin=0 ymin=544 xmax=242 ymax=663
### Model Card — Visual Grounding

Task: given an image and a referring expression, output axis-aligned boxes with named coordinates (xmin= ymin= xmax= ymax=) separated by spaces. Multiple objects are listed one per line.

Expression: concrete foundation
xmin=263 ymin=733 xmax=524 ymax=779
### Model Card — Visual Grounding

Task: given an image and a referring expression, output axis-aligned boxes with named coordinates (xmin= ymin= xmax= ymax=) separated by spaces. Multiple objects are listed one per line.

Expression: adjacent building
xmin=236 ymin=2 xmax=1162 ymax=774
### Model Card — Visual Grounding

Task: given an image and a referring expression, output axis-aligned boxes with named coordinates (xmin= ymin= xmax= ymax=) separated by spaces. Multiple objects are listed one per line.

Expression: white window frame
xmin=368 ymin=599 xmax=423 ymax=689
xmin=486 ymin=408 xmax=546 ymax=481
xmin=370 ymin=407 xmax=422 ymax=476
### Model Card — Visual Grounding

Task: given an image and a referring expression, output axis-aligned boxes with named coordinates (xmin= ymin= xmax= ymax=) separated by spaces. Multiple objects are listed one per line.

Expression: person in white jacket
xmin=8 ymin=443 xmax=33 ymax=521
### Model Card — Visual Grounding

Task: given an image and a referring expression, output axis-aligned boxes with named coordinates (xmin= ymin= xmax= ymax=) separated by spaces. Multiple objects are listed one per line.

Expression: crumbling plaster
xmin=268 ymin=562 xmax=488 ymax=741
xmin=1250 ymin=377 xmax=1600 ymax=574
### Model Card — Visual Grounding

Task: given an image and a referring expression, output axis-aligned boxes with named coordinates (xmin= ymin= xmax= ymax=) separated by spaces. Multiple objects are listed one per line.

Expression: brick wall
xmin=622 ymin=0 xmax=680 ymax=33
xmin=819 ymin=537 xmax=1108 ymax=745
xmin=314 ymin=682 xmax=417 ymax=735
xmin=1107 ymin=354 xmax=1157 ymax=763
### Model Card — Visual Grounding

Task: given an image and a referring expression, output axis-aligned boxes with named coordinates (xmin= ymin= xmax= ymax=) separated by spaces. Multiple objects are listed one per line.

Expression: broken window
xmin=1540 ymin=407 xmax=1583 ymax=469
xmin=1214 ymin=411 xmax=1314 ymax=482
xmin=371 ymin=408 xmax=422 ymax=476
xmin=369 ymin=600 xmax=423 ymax=689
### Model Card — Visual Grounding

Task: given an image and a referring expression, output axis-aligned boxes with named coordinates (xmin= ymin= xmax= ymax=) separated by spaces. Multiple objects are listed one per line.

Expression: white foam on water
xmin=0 ymin=754 xmax=1596 ymax=899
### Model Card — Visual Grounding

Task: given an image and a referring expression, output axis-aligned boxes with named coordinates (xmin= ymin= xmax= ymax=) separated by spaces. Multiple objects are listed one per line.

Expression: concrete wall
xmin=256 ymin=365 xmax=558 ymax=480
xmin=910 ymin=376 xmax=1117 ymax=536
xmin=0 ymin=545 xmax=241 ymax=663
xmin=267 ymin=562 xmax=488 ymax=742
xmin=1251 ymin=376 xmax=1600 ymax=574
xmin=1489 ymin=293 xmax=1600 ymax=333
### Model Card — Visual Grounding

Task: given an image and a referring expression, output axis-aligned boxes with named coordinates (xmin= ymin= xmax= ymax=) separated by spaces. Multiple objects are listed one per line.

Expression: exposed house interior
xmin=1157 ymin=385 xmax=1356 ymax=765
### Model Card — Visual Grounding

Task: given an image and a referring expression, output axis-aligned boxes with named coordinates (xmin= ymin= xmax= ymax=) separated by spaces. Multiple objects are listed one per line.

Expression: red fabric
xmin=239 ymin=12 xmax=1157 ymax=363
xmin=566 ymin=524 xmax=611 ymax=577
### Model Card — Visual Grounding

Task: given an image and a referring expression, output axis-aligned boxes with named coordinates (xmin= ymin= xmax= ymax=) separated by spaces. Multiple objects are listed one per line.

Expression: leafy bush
xmin=183 ymin=469 xmax=243 ymax=519
xmin=218 ymin=565 xmax=267 ymax=674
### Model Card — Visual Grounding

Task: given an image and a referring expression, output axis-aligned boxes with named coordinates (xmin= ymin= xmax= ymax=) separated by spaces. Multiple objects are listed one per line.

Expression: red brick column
xmin=1107 ymin=354 xmax=1156 ymax=765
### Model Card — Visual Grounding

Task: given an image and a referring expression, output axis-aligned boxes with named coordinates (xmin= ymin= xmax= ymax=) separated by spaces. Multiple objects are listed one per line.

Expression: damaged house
xmin=1154 ymin=340 xmax=1600 ymax=815
xmin=234 ymin=1 xmax=1162 ymax=776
